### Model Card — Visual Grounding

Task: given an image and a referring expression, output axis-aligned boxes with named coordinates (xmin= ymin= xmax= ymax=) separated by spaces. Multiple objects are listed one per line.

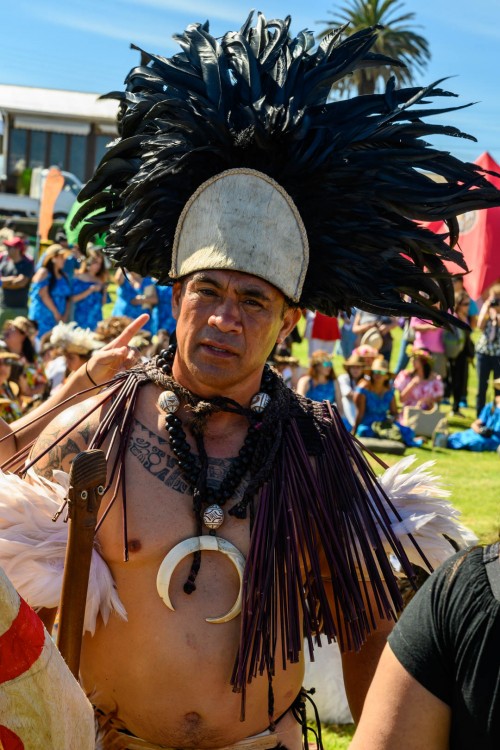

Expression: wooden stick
xmin=57 ymin=449 xmax=107 ymax=678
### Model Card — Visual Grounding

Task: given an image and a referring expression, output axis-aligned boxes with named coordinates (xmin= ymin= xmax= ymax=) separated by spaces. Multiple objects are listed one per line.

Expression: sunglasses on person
xmin=321 ymin=361 xmax=333 ymax=368
xmin=372 ymin=369 xmax=388 ymax=375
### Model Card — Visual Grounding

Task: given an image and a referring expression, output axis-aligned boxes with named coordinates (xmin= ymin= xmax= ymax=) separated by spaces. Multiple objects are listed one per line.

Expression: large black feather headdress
xmin=75 ymin=12 xmax=500 ymax=325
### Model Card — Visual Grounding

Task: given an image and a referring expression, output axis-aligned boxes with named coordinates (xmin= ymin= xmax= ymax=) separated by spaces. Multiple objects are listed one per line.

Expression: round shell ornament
xmin=203 ymin=504 xmax=225 ymax=530
xmin=158 ymin=390 xmax=180 ymax=414
xmin=250 ymin=392 xmax=271 ymax=413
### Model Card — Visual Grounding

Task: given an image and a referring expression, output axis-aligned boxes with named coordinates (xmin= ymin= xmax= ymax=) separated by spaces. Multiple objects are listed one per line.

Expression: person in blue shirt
xmin=353 ymin=356 xmax=421 ymax=446
xmin=296 ymin=350 xmax=345 ymax=422
xmin=447 ymin=386 xmax=500 ymax=452
xmin=28 ymin=244 xmax=72 ymax=340
xmin=72 ymin=248 xmax=109 ymax=331
xmin=151 ymin=284 xmax=176 ymax=336
xmin=111 ymin=268 xmax=157 ymax=332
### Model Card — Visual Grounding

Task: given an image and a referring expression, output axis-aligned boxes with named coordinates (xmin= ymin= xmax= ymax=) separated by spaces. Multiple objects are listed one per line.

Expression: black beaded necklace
xmin=156 ymin=344 xmax=275 ymax=593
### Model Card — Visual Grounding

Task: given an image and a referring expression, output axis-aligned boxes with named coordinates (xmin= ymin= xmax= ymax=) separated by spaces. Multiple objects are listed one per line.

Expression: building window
xmin=68 ymin=134 xmax=86 ymax=181
xmin=49 ymin=132 xmax=67 ymax=170
xmin=29 ymin=130 xmax=48 ymax=169
xmin=7 ymin=128 xmax=27 ymax=179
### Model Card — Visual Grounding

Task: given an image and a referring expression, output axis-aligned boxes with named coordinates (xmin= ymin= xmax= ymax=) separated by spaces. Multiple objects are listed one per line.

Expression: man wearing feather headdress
xmin=0 ymin=11 xmax=497 ymax=750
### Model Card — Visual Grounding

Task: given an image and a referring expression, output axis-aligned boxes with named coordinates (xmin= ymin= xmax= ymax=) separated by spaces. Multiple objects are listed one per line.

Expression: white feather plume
xmin=0 ymin=469 xmax=126 ymax=634
xmin=376 ymin=455 xmax=478 ymax=571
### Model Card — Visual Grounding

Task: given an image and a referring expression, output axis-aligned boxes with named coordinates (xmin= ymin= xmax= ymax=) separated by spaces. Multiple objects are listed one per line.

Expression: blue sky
xmin=2 ymin=0 xmax=499 ymax=162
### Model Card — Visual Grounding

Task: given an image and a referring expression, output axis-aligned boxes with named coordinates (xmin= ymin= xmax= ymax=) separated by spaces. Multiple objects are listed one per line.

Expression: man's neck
xmin=171 ymin=361 xmax=264 ymax=409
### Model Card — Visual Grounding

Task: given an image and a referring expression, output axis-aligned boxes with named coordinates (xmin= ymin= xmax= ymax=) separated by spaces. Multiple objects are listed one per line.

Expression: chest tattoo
xmin=128 ymin=418 xmax=248 ymax=501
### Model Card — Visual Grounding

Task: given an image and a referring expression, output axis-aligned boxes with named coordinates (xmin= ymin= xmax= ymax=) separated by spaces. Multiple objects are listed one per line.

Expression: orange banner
xmin=38 ymin=167 xmax=65 ymax=241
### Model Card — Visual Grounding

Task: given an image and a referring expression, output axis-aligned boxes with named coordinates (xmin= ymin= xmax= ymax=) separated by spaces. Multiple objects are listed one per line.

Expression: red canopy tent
xmin=426 ymin=152 xmax=500 ymax=300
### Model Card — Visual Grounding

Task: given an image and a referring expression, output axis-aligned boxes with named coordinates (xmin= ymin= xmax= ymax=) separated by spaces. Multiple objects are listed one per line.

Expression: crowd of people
xmin=277 ymin=280 xmax=500 ymax=453
xmin=0 ymin=224 xmax=179 ymax=421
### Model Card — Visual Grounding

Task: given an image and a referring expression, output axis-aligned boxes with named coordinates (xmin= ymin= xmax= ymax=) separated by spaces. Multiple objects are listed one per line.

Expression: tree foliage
xmin=317 ymin=0 xmax=430 ymax=95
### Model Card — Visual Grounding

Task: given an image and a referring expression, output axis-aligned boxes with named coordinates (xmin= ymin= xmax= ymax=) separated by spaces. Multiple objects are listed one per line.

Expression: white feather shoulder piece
xmin=377 ymin=455 xmax=478 ymax=570
xmin=0 ymin=468 xmax=126 ymax=634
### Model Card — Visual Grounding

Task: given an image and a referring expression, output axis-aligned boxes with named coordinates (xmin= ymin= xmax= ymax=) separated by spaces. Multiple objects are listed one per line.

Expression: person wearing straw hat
xmin=27 ymin=244 xmax=72 ymax=339
xmin=337 ymin=353 xmax=367 ymax=429
xmin=354 ymin=356 xmax=423 ymax=446
xmin=394 ymin=347 xmax=444 ymax=411
xmin=353 ymin=311 xmax=397 ymax=362
xmin=0 ymin=12 xmax=497 ymax=750
xmin=0 ymin=350 xmax=22 ymax=422
xmin=2 ymin=316 xmax=48 ymax=404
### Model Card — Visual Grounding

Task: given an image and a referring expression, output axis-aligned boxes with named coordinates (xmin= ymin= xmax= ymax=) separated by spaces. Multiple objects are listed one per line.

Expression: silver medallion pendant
xmin=203 ymin=504 xmax=225 ymax=530
xmin=158 ymin=390 xmax=180 ymax=414
xmin=250 ymin=392 xmax=271 ymax=413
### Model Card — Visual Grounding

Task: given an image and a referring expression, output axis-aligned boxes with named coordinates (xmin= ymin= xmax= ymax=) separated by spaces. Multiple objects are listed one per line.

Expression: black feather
xmin=74 ymin=11 xmax=500 ymax=325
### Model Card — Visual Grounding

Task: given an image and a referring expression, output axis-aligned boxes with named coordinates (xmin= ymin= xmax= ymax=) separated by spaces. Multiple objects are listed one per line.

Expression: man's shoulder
xmin=30 ymin=394 xmax=104 ymax=480
xmin=287 ymin=388 xmax=339 ymax=453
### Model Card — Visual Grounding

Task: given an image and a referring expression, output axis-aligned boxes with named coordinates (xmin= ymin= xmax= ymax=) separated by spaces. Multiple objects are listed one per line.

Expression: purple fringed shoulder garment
xmin=232 ymin=393 xmax=417 ymax=712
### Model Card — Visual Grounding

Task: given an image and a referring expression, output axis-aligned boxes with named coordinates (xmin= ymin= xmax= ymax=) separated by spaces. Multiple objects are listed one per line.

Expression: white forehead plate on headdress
xmin=170 ymin=168 xmax=309 ymax=303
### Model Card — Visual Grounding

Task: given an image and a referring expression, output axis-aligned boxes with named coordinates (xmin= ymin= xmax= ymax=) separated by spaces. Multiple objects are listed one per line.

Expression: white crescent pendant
xmin=156 ymin=535 xmax=246 ymax=624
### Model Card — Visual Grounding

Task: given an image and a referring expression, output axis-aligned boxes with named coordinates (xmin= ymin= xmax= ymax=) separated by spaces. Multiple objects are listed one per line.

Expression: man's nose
xmin=208 ymin=298 xmax=242 ymax=332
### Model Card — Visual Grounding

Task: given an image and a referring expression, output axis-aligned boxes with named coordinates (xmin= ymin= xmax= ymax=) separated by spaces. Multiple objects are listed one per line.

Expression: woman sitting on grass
xmin=296 ymin=349 xmax=345 ymax=419
xmin=447 ymin=379 xmax=500 ymax=452
xmin=394 ymin=347 xmax=444 ymax=410
xmin=354 ymin=357 xmax=422 ymax=446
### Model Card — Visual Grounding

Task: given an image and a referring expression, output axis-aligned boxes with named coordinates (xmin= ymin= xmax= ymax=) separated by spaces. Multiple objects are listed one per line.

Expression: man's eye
xmin=199 ymin=288 xmax=217 ymax=296
xmin=244 ymin=299 xmax=261 ymax=307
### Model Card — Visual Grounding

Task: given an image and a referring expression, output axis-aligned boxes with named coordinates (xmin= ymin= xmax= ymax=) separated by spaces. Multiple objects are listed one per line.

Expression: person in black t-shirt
xmin=0 ymin=236 xmax=35 ymax=327
xmin=350 ymin=543 xmax=500 ymax=750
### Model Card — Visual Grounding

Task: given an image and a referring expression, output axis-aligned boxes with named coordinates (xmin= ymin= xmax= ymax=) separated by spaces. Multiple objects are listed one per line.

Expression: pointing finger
xmin=102 ymin=314 xmax=150 ymax=351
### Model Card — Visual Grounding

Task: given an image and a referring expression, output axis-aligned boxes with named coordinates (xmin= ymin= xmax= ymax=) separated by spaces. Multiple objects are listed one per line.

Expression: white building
xmin=0 ymin=84 xmax=118 ymax=191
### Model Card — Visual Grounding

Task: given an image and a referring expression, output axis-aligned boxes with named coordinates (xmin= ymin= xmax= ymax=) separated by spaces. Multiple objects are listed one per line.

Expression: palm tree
xmin=317 ymin=0 xmax=430 ymax=95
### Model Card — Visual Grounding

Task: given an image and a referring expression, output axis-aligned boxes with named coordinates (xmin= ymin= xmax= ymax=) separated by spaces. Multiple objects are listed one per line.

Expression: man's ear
xmin=277 ymin=306 xmax=302 ymax=343
xmin=171 ymin=281 xmax=183 ymax=321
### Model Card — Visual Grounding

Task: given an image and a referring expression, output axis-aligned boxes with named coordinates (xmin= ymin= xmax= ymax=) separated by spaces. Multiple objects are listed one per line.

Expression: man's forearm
xmin=1 ymin=274 xmax=29 ymax=289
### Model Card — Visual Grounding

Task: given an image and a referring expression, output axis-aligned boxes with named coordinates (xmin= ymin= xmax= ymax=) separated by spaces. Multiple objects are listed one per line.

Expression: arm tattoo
xmin=32 ymin=412 xmax=94 ymax=480
xmin=34 ymin=436 xmax=82 ymax=480
xmin=128 ymin=417 xmax=248 ymax=500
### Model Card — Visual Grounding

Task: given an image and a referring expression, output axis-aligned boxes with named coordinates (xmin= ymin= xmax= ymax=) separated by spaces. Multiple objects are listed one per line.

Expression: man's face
xmin=171 ymin=270 xmax=301 ymax=399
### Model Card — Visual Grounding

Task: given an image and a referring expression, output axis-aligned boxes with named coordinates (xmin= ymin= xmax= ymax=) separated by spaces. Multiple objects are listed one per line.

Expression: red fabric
xmin=311 ymin=312 xmax=340 ymax=341
xmin=0 ymin=597 xmax=45 ymax=684
xmin=0 ymin=726 xmax=25 ymax=749
xmin=424 ymin=152 xmax=500 ymax=299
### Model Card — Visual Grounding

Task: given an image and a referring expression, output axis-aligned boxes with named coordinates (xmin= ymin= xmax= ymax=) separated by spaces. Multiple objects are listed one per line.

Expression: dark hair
xmin=413 ymin=347 xmax=434 ymax=379
xmin=308 ymin=350 xmax=336 ymax=381
xmin=46 ymin=257 xmax=68 ymax=293
xmin=78 ymin=248 xmax=108 ymax=280
xmin=20 ymin=334 xmax=36 ymax=364
xmin=455 ymin=290 xmax=470 ymax=307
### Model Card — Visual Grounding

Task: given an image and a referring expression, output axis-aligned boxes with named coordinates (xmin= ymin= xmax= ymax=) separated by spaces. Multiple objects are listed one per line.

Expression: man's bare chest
xmin=96 ymin=414 xmax=254 ymax=567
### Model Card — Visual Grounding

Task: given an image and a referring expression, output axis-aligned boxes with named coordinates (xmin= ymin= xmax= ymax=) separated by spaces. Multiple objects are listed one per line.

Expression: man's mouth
xmin=201 ymin=341 xmax=237 ymax=356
